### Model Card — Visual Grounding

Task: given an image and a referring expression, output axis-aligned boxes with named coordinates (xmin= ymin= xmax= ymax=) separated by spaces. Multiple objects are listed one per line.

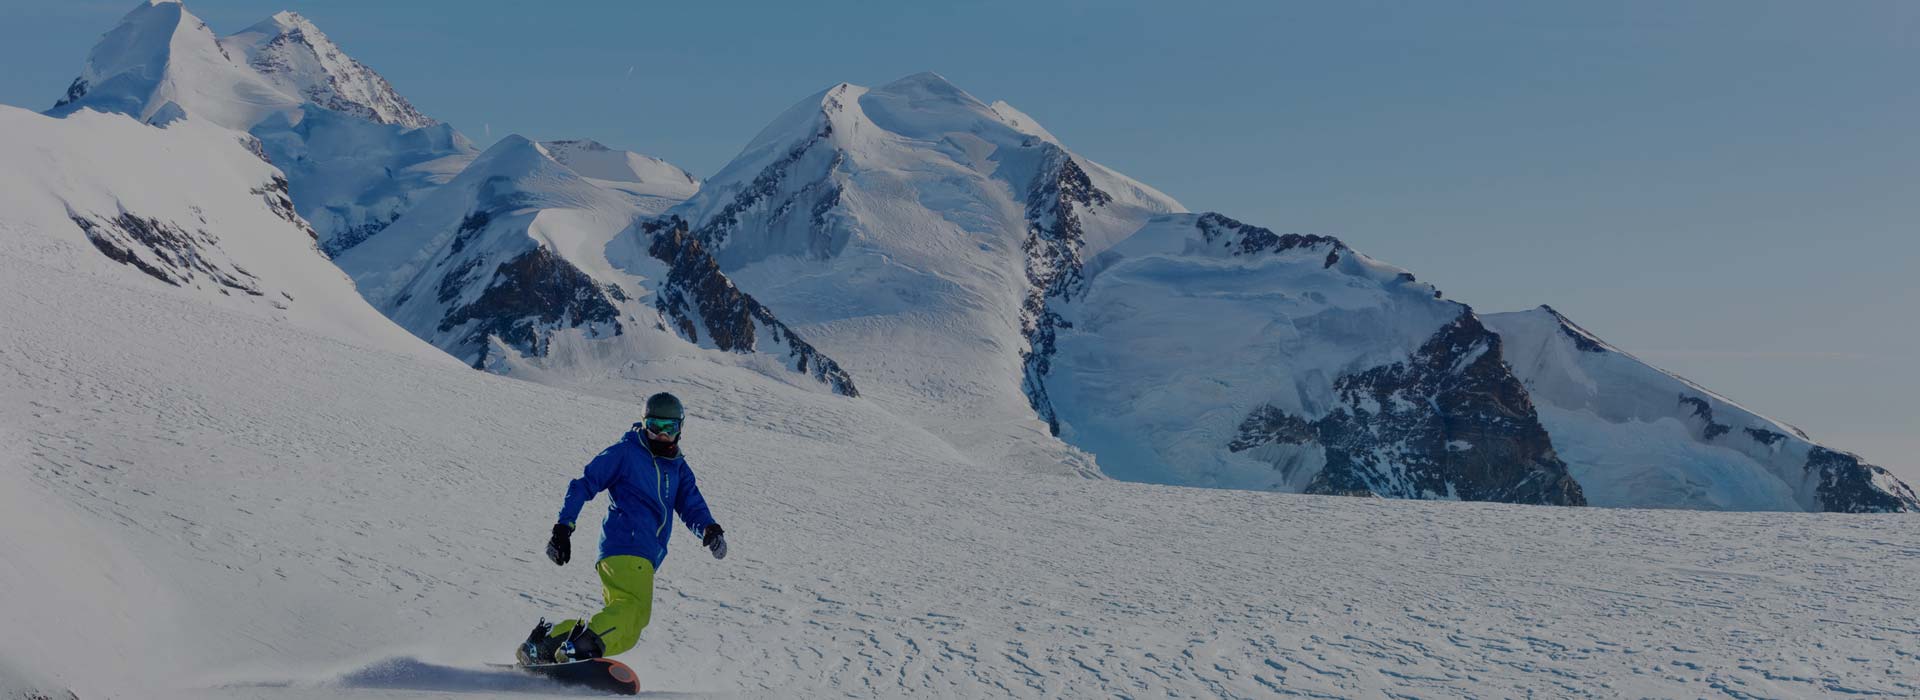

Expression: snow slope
xmin=4 ymin=232 xmax=1919 ymax=698
xmin=0 ymin=104 xmax=439 ymax=358
xmin=1487 ymin=305 xmax=1920 ymax=512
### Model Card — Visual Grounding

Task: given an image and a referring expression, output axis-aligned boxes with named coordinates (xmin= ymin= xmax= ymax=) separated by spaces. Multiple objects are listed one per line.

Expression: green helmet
xmin=644 ymin=392 xmax=684 ymax=421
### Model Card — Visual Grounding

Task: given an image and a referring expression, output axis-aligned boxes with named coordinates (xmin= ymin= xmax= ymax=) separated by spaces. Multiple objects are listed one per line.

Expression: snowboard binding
xmin=516 ymin=618 xmax=556 ymax=666
xmin=516 ymin=617 xmax=609 ymax=665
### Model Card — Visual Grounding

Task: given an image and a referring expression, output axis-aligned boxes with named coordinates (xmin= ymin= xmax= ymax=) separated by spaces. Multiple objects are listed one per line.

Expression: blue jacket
xmin=558 ymin=429 xmax=717 ymax=568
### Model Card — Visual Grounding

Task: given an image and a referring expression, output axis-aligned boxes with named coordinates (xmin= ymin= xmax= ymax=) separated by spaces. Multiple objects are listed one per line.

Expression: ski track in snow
xmin=4 ymin=247 xmax=1920 ymax=700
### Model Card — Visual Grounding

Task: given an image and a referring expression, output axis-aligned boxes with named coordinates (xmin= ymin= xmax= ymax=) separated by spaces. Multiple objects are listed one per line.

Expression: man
xmin=518 ymin=392 xmax=729 ymax=665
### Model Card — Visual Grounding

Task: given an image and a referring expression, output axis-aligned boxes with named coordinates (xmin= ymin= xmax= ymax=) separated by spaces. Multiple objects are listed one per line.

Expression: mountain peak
xmin=221 ymin=8 xmax=435 ymax=128
xmin=540 ymin=139 xmax=700 ymax=201
xmin=883 ymin=70 xmax=959 ymax=89
xmin=50 ymin=0 xmax=300 ymax=127
xmin=869 ymin=71 xmax=987 ymax=110
xmin=51 ymin=1 xmax=433 ymax=130
xmin=467 ymin=134 xmax=556 ymax=176
xmin=245 ymin=10 xmax=318 ymax=37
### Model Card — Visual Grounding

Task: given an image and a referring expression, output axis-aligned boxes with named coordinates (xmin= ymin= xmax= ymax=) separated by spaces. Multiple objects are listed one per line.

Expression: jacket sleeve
xmin=673 ymin=460 xmax=718 ymax=535
xmin=558 ymin=445 xmax=623 ymax=527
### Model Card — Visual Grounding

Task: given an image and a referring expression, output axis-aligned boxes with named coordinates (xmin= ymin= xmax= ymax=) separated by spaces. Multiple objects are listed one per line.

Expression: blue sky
xmin=3 ymin=0 xmax=1916 ymax=481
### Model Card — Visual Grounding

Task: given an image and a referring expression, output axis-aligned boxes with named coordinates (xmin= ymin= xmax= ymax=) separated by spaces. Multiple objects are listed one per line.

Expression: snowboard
xmin=494 ymin=658 xmax=640 ymax=695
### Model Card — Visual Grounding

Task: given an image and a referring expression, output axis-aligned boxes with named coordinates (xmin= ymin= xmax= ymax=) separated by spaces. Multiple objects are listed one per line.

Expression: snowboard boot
xmin=516 ymin=618 xmax=561 ymax=666
xmin=556 ymin=624 xmax=608 ymax=662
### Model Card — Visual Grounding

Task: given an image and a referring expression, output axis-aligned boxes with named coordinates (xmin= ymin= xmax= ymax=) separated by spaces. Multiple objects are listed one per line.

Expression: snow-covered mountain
xmin=28 ymin=6 xmax=1915 ymax=512
xmin=220 ymin=10 xmax=436 ymax=129
xmin=39 ymin=1 xmax=847 ymax=395
xmin=1034 ymin=209 xmax=1912 ymax=511
xmin=334 ymin=135 xmax=854 ymax=394
xmin=49 ymin=0 xmax=301 ymax=128
xmin=48 ymin=0 xmax=477 ymax=255
xmin=0 ymin=103 xmax=440 ymax=359
xmin=665 ymin=72 xmax=1183 ymax=471
xmin=663 ymin=73 xmax=1579 ymax=502
xmin=1486 ymin=306 xmax=1920 ymax=512
xmin=1047 ymin=213 xmax=1584 ymax=503
xmin=670 ymin=73 xmax=1913 ymax=512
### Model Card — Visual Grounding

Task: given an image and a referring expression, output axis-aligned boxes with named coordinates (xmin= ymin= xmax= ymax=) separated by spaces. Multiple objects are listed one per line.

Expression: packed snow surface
xmin=5 ymin=182 xmax=1918 ymax=698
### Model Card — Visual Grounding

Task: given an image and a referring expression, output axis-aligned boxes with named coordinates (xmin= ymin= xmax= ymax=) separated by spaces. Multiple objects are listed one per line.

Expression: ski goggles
xmin=640 ymin=417 xmax=682 ymax=436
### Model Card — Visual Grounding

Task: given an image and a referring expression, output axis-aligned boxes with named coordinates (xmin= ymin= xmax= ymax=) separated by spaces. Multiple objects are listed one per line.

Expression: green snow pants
xmin=549 ymin=555 xmax=655 ymax=657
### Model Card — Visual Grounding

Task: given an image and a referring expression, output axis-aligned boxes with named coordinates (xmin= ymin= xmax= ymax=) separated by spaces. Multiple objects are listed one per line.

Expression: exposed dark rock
xmin=249 ymin=175 xmax=317 ymax=241
xmin=236 ymin=134 xmax=272 ymax=165
xmin=449 ymin=210 xmax=491 ymax=255
xmin=547 ymin=139 xmax=606 ymax=151
xmin=1678 ymin=395 xmax=1731 ymax=440
xmin=1806 ymin=446 xmax=1920 ymax=513
xmin=435 ymin=257 xmax=483 ymax=304
xmin=70 ymin=212 xmax=262 ymax=296
xmin=437 ymin=247 xmax=622 ymax=366
xmin=1228 ymin=406 xmax=1315 ymax=451
xmin=1230 ymin=311 xmax=1586 ymax=506
xmin=1194 ymin=212 xmax=1346 ymax=258
xmin=645 ymin=217 xmax=859 ymax=397
xmin=1019 ymin=146 xmax=1113 ymax=434
xmin=52 ymin=77 xmax=88 ymax=109
xmin=1745 ymin=427 xmax=1788 ymax=447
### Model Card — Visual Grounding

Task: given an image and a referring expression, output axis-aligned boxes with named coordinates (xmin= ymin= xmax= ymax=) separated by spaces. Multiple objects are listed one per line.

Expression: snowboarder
xmin=519 ymin=392 xmax=729 ymax=665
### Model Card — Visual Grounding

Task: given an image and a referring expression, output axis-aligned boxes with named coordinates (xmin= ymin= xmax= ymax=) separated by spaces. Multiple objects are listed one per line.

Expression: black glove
xmin=546 ymin=523 xmax=573 ymax=566
xmin=701 ymin=523 xmax=728 ymax=560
